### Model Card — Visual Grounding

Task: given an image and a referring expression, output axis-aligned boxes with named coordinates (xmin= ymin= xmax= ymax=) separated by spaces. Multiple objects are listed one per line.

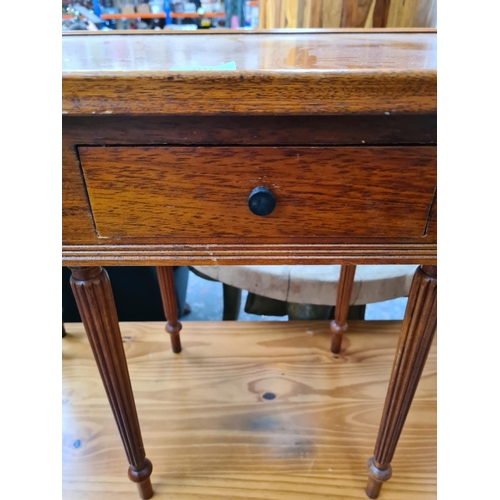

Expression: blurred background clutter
xmin=62 ymin=0 xmax=437 ymax=31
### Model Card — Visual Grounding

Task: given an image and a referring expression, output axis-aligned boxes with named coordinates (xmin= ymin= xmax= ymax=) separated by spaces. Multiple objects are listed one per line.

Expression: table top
xmin=62 ymin=30 xmax=437 ymax=267
xmin=63 ymin=30 xmax=436 ymax=73
xmin=62 ymin=30 xmax=437 ymax=115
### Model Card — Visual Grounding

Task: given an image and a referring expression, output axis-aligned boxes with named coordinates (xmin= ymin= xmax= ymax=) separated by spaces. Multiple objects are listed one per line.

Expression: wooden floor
xmin=62 ymin=321 xmax=436 ymax=500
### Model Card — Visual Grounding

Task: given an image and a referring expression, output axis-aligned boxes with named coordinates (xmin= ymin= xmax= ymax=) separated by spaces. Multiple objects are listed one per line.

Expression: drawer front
xmin=78 ymin=146 xmax=436 ymax=241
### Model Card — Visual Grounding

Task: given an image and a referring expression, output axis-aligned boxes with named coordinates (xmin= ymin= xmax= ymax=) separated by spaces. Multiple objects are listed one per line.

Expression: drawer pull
xmin=248 ymin=186 xmax=276 ymax=216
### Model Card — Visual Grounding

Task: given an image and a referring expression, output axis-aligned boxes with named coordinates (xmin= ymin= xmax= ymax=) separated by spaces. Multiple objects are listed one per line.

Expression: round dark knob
xmin=248 ymin=186 xmax=276 ymax=216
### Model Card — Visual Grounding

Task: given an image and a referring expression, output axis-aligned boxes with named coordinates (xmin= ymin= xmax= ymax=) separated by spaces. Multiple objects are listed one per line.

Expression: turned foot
xmin=365 ymin=265 xmax=436 ymax=498
xmin=128 ymin=458 xmax=154 ymax=499
xmin=365 ymin=457 xmax=392 ymax=498
xmin=69 ymin=266 xmax=154 ymax=499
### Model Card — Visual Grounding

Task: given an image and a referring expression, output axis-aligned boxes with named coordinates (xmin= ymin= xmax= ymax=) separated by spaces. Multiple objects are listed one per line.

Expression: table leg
xmin=330 ymin=264 xmax=357 ymax=353
xmin=365 ymin=265 xmax=437 ymax=498
xmin=156 ymin=266 xmax=182 ymax=353
xmin=69 ymin=266 xmax=153 ymax=500
xmin=223 ymin=283 xmax=242 ymax=320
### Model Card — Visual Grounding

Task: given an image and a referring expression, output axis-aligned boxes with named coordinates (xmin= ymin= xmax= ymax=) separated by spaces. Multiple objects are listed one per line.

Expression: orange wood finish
xmin=62 ymin=30 xmax=437 ymax=499
xmin=62 ymin=112 xmax=436 ymax=266
xmin=63 ymin=320 xmax=436 ymax=500
xmin=330 ymin=264 xmax=357 ymax=353
xmin=156 ymin=267 xmax=182 ymax=353
xmin=366 ymin=265 xmax=437 ymax=498
xmin=78 ymin=146 xmax=436 ymax=241
xmin=69 ymin=267 xmax=153 ymax=499
xmin=62 ymin=31 xmax=436 ymax=116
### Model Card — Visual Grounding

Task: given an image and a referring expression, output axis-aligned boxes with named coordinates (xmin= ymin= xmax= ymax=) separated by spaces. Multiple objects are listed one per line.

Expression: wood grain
xmin=258 ymin=1 xmax=435 ymax=28
xmin=62 ymin=113 xmax=437 ymax=253
xmin=363 ymin=0 xmax=378 ymax=28
xmin=341 ymin=0 xmax=376 ymax=27
xmin=157 ymin=267 xmax=182 ymax=353
xmin=322 ymin=0 xmax=343 ymax=28
xmin=372 ymin=0 xmax=388 ymax=27
xmin=63 ymin=71 xmax=436 ymax=116
xmin=78 ymin=146 xmax=436 ymax=241
xmin=62 ymin=138 xmax=95 ymax=245
xmin=385 ymin=0 xmax=437 ymax=28
xmin=63 ymin=116 xmax=437 ymax=270
xmin=62 ymin=243 xmax=437 ymax=267
xmin=284 ymin=0 xmax=299 ymax=27
xmin=366 ymin=265 xmax=436 ymax=498
xmin=64 ymin=113 xmax=438 ymax=147
xmin=62 ymin=32 xmax=436 ymax=116
xmin=68 ymin=267 xmax=153 ymax=499
xmin=303 ymin=0 xmax=322 ymax=28
xmin=266 ymin=0 xmax=285 ymax=28
xmin=330 ymin=265 xmax=357 ymax=353
xmin=62 ymin=320 xmax=437 ymax=499
xmin=62 ymin=97 xmax=436 ymax=266
xmin=258 ymin=0 xmax=267 ymax=27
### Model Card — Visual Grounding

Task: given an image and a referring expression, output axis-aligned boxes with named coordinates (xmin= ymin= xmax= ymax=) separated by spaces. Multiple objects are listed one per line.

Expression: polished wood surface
xmin=69 ymin=267 xmax=153 ymax=499
xmin=62 ymin=320 xmax=437 ymax=500
xmin=63 ymin=114 xmax=436 ymax=267
xmin=79 ymin=146 xmax=436 ymax=240
xmin=330 ymin=264 xmax=357 ymax=353
xmin=156 ymin=267 xmax=182 ymax=353
xmin=62 ymin=114 xmax=437 ymax=149
xmin=61 ymin=31 xmax=436 ymax=72
xmin=62 ymin=31 xmax=436 ymax=115
xmin=366 ymin=265 xmax=436 ymax=498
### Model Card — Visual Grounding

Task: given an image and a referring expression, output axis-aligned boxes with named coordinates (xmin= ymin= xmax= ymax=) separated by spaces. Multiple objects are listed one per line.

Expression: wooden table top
xmin=62 ymin=30 xmax=436 ymax=266
xmin=62 ymin=30 xmax=437 ymax=115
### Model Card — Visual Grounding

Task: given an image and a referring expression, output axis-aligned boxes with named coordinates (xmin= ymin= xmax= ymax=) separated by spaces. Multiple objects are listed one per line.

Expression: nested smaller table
xmin=192 ymin=264 xmax=417 ymax=312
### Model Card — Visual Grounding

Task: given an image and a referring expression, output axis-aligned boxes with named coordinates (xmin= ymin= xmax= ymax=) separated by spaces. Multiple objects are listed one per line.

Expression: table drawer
xmin=78 ymin=146 xmax=436 ymax=240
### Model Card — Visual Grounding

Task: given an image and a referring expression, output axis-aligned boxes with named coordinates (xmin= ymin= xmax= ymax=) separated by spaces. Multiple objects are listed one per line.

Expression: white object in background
xmin=191 ymin=265 xmax=418 ymax=306
xmin=149 ymin=0 xmax=164 ymax=13
xmin=164 ymin=23 xmax=198 ymax=30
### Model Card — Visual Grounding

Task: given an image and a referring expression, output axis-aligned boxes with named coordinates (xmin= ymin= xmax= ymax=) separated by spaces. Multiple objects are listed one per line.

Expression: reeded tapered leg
xmin=330 ymin=265 xmax=357 ymax=353
xmin=157 ymin=266 xmax=182 ymax=353
xmin=69 ymin=266 xmax=153 ymax=500
xmin=365 ymin=265 xmax=437 ymax=499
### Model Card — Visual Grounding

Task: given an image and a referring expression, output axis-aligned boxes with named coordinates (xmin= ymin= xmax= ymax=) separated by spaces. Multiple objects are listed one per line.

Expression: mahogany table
xmin=62 ymin=29 xmax=437 ymax=499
